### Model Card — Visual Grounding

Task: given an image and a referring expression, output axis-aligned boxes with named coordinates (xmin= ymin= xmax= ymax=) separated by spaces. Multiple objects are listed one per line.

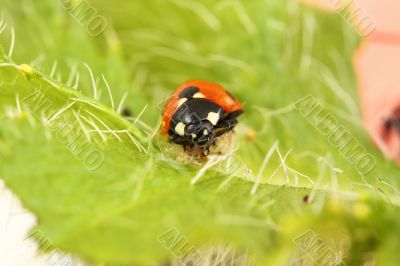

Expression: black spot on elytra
xmin=178 ymin=86 xmax=200 ymax=99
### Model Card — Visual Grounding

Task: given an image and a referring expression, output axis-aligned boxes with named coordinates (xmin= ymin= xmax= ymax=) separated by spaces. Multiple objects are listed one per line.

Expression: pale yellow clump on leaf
xmin=19 ymin=64 xmax=33 ymax=75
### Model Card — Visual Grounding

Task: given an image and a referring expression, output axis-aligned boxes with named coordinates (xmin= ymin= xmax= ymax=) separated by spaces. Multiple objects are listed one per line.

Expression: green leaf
xmin=0 ymin=58 xmax=324 ymax=264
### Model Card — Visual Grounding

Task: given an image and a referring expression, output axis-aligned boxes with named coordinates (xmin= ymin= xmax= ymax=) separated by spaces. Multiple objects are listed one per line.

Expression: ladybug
xmin=161 ymin=80 xmax=243 ymax=151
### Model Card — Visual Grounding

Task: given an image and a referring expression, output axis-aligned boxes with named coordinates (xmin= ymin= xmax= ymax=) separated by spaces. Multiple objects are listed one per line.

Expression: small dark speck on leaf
xmin=121 ymin=107 xmax=133 ymax=117
xmin=303 ymin=195 xmax=309 ymax=203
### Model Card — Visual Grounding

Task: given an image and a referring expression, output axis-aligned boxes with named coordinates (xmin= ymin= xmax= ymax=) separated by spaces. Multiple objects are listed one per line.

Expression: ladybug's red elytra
xmin=161 ymin=80 xmax=243 ymax=151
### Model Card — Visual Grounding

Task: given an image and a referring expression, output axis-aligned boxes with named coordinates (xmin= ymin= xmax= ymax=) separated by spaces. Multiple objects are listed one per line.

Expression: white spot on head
xmin=193 ymin=92 xmax=205 ymax=98
xmin=175 ymin=122 xmax=186 ymax=136
xmin=191 ymin=133 xmax=197 ymax=139
xmin=203 ymin=129 xmax=208 ymax=135
xmin=177 ymin=98 xmax=187 ymax=107
xmin=207 ymin=112 xmax=220 ymax=126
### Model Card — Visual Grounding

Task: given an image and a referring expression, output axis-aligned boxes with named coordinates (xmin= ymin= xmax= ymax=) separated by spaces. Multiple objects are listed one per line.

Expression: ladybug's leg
xmin=213 ymin=120 xmax=238 ymax=136
xmin=213 ymin=110 xmax=243 ymax=137
xmin=169 ymin=131 xmax=194 ymax=149
xmin=225 ymin=110 xmax=243 ymax=120
xmin=203 ymin=146 xmax=210 ymax=156
xmin=170 ymin=135 xmax=191 ymax=145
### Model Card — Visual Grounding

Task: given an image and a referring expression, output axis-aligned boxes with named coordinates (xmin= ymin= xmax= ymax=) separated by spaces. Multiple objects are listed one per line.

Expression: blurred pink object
xmin=303 ymin=0 xmax=400 ymax=164
xmin=355 ymin=34 xmax=400 ymax=164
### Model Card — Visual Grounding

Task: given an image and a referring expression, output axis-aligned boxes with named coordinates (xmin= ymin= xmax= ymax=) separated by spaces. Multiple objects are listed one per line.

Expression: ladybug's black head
xmin=184 ymin=120 xmax=215 ymax=147
xmin=169 ymin=98 xmax=224 ymax=148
